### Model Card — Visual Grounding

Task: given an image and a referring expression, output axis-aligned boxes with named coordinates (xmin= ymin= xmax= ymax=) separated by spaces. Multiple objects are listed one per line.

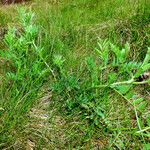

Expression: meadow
xmin=0 ymin=0 xmax=150 ymax=149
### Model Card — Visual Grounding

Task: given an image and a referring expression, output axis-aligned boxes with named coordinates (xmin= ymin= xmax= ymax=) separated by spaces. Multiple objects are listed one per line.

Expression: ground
xmin=0 ymin=0 xmax=150 ymax=149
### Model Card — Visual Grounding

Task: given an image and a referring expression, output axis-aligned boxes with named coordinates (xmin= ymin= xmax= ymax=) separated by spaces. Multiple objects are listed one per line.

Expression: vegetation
xmin=0 ymin=0 xmax=150 ymax=149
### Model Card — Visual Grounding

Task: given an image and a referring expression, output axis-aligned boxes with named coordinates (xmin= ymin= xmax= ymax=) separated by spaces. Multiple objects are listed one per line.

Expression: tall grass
xmin=0 ymin=8 xmax=50 ymax=148
xmin=0 ymin=0 xmax=150 ymax=149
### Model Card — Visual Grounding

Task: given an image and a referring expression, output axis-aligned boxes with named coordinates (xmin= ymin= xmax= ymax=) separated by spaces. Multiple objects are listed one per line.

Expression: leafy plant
xmin=0 ymin=8 xmax=51 ymax=148
xmin=51 ymin=39 xmax=150 ymax=146
xmin=0 ymin=0 xmax=149 ymax=149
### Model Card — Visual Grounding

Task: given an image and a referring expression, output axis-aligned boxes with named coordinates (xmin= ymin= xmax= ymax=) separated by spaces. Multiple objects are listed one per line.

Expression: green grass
xmin=0 ymin=0 xmax=150 ymax=149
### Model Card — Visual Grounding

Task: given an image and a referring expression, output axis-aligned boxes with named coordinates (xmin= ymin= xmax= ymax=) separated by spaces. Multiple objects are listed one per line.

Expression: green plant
xmin=51 ymin=39 xmax=150 ymax=148
xmin=0 ymin=7 xmax=51 ymax=148
xmin=0 ymin=0 xmax=149 ymax=149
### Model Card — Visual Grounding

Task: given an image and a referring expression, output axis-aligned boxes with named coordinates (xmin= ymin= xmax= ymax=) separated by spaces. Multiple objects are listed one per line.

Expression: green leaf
xmin=142 ymin=63 xmax=150 ymax=72
xmin=53 ymin=55 xmax=65 ymax=67
xmin=120 ymin=48 xmax=126 ymax=58
xmin=134 ymin=68 xmax=144 ymax=78
xmin=143 ymin=143 xmax=150 ymax=150
xmin=115 ymin=85 xmax=131 ymax=94
xmin=95 ymin=108 xmax=104 ymax=118
xmin=132 ymin=98 xmax=144 ymax=105
xmin=146 ymin=116 xmax=150 ymax=126
xmin=125 ymin=91 xmax=134 ymax=99
xmin=142 ymin=48 xmax=150 ymax=67
xmin=111 ymin=44 xmax=121 ymax=62
xmin=124 ymin=42 xmax=130 ymax=55
xmin=108 ymin=73 xmax=117 ymax=83
xmin=96 ymin=39 xmax=109 ymax=66
xmin=138 ymin=101 xmax=147 ymax=111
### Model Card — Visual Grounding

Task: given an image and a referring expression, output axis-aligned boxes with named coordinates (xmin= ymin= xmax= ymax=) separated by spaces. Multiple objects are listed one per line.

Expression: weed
xmin=0 ymin=7 xmax=50 ymax=148
xmin=51 ymin=39 xmax=150 ymax=149
xmin=0 ymin=0 xmax=149 ymax=149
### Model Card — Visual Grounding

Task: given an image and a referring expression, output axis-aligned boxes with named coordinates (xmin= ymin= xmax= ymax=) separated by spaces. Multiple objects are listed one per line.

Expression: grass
xmin=0 ymin=0 xmax=150 ymax=149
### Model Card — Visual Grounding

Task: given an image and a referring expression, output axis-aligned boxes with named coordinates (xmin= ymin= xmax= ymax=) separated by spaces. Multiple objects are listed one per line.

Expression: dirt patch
xmin=1 ymin=0 xmax=25 ymax=5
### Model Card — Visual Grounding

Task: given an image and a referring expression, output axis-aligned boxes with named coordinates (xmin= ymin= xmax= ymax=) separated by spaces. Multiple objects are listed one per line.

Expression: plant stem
xmin=136 ymin=126 xmax=150 ymax=133
xmin=89 ymin=78 xmax=150 ymax=90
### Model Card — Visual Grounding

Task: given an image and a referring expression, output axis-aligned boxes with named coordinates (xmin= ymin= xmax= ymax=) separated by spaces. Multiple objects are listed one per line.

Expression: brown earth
xmin=1 ymin=0 xmax=25 ymax=5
